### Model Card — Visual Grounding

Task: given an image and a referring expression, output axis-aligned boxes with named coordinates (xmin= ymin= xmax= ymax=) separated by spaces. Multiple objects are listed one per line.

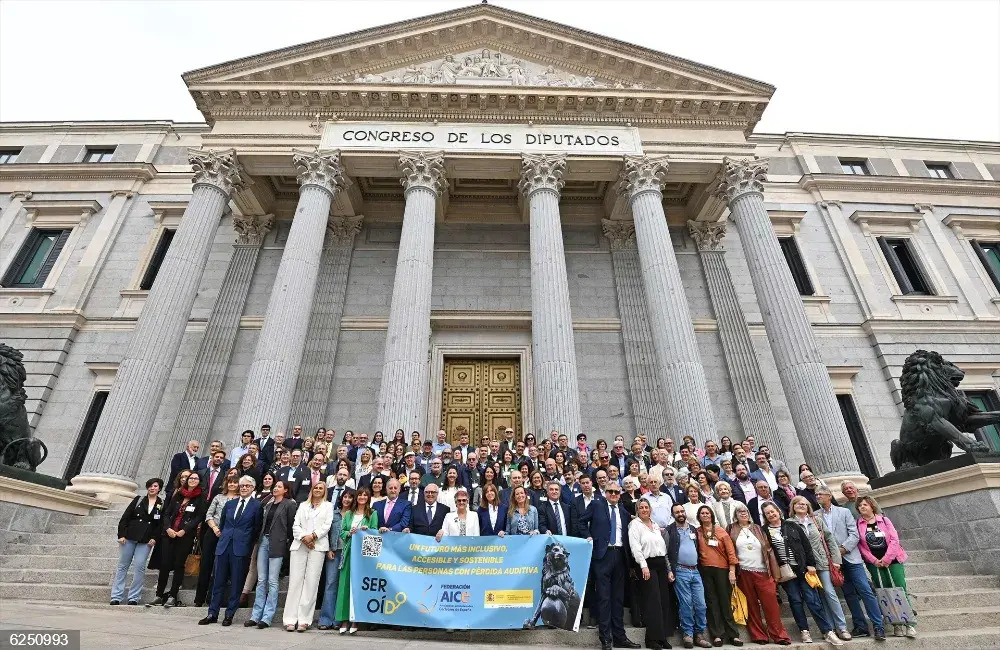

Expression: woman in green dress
xmin=337 ymin=487 xmax=377 ymax=634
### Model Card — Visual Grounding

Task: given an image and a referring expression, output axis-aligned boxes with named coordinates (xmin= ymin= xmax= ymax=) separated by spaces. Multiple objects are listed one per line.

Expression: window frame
xmin=777 ymin=236 xmax=815 ymax=296
xmin=876 ymin=236 xmax=933 ymax=295
xmin=84 ymin=147 xmax=116 ymax=163
xmin=0 ymin=228 xmax=72 ymax=288
xmin=924 ymin=162 xmax=954 ymax=179
xmin=0 ymin=148 xmax=20 ymax=164
xmin=63 ymin=390 xmax=109 ymax=480
xmin=839 ymin=159 xmax=870 ymax=175
xmin=965 ymin=389 xmax=1000 ymax=453
xmin=836 ymin=393 xmax=879 ymax=479
xmin=971 ymin=240 xmax=1000 ymax=292
xmin=138 ymin=227 xmax=176 ymax=290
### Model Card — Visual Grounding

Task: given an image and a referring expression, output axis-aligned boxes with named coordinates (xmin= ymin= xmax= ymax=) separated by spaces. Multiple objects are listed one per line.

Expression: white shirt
xmin=758 ymin=469 xmax=778 ymax=491
xmin=488 ymin=504 xmax=499 ymax=529
xmin=438 ymin=487 xmax=459 ymax=511
xmin=441 ymin=511 xmax=480 ymax=537
xmin=628 ymin=518 xmax=667 ymax=568
xmin=548 ymin=500 xmax=567 ymax=535
xmin=642 ymin=492 xmax=675 ymax=529
xmin=233 ymin=498 xmax=248 ymax=520
xmin=736 ymin=479 xmax=756 ymax=502
xmin=712 ymin=499 xmax=741 ymax=529
xmin=406 ymin=485 xmax=422 ymax=506
xmin=682 ymin=501 xmax=703 ymax=528
xmin=734 ymin=526 xmax=766 ymax=571
xmin=186 ymin=453 xmax=197 ymax=470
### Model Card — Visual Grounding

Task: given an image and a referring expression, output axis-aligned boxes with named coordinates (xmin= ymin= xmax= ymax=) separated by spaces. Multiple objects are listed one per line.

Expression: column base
xmin=821 ymin=473 xmax=871 ymax=503
xmin=67 ymin=475 xmax=138 ymax=502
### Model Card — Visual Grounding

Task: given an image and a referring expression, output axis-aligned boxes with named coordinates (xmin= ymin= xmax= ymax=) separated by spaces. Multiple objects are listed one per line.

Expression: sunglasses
xmin=606 ymin=489 xmax=621 ymax=495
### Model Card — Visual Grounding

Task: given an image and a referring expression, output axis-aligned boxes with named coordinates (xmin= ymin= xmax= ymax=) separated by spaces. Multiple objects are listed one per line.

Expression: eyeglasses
xmin=456 ymin=498 xmax=468 ymax=503
xmin=606 ymin=489 xmax=621 ymax=495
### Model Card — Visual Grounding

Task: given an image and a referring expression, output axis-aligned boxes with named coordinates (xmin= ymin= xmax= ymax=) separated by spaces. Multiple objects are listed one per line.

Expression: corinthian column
xmin=234 ymin=150 xmax=346 ymax=436
xmin=619 ymin=155 xmax=717 ymax=441
xmin=520 ymin=154 xmax=582 ymax=437
xmin=716 ymin=157 xmax=860 ymax=478
xmin=71 ymin=150 xmax=245 ymax=500
xmin=375 ymin=152 xmax=445 ymax=434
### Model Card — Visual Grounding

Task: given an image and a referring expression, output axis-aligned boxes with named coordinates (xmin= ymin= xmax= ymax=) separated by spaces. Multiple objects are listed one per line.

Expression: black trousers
xmin=155 ymin=536 xmax=192 ymax=599
xmin=699 ymin=565 xmax=740 ymax=640
xmin=638 ymin=557 xmax=677 ymax=646
xmin=594 ymin=546 xmax=627 ymax=644
xmin=195 ymin=530 xmax=220 ymax=603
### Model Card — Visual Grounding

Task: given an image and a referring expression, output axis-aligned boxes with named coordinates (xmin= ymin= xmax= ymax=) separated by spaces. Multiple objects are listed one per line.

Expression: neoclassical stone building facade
xmin=1 ymin=4 xmax=998 ymax=498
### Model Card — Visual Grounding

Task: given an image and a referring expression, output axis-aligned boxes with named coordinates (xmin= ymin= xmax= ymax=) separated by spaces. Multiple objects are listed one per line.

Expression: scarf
xmin=781 ymin=485 xmax=796 ymax=502
xmin=171 ymin=486 xmax=201 ymax=530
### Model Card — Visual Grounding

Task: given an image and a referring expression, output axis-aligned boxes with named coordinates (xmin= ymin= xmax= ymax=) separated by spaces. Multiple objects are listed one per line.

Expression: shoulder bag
xmin=815 ymin=514 xmax=844 ymax=587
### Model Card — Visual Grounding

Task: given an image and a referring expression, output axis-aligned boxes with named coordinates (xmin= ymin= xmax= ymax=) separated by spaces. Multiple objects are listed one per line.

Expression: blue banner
xmin=350 ymin=531 xmax=593 ymax=630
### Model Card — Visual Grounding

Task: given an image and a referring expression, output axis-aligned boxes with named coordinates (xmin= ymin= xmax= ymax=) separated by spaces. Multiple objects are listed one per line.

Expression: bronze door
xmin=441 ymin=358 xmax=521 ymax=444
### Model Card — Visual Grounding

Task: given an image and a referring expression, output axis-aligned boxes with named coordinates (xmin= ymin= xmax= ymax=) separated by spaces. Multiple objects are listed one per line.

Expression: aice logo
xmin=437 ymin=583 xmax=472 ymax=610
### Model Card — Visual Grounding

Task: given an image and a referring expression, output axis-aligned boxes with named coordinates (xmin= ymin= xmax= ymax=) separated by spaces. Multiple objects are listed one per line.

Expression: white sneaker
xmin=837 ymin=629 xmax=852 ymax=640
xmin=825 ymin=630 xmax=845 ymax=646
xmin=905 ymin=625 xmax=917 ymax=638
xmin=893 ymin=624 xmax=904 ymax=637
xmin=801 ymin=630 xmax=813 ymax=643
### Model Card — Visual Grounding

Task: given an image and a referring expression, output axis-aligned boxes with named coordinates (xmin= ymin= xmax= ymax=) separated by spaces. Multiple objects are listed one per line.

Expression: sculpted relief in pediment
xmin=327 ymin=48 xmax=645 ymax=89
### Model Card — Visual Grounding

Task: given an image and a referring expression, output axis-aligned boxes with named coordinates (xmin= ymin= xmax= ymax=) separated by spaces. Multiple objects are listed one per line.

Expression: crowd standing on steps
xmin=121 ymin=427 xmax=921 ymax=647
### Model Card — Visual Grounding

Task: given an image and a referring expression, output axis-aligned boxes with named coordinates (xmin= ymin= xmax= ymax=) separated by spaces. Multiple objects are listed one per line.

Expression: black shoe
xmin=109 ymin=600 xmax=120 ymax=606
xmin=615 ymin=639 xmax=641 ymax=649
xmin=222 ymin=617 xmax=233 ymax=627
xmin=173 ymin=599 xmax=186 ymax=608
xmin=852 ymin=629 xmax=871 ymax=638
xmin=193 ymin=601 xmax=204 ymax=608
xmin=729 ymin=639 xmax=743 ymax=647
xmin=601 ymin=642 xmax=613 ymax=650
xmin=682 ymin=638 xmax=694 ymax=650
xmin=663 ymin=643 xmax=672 ymax=650
xmin=776 ymin=641 xmax=791 ymax=647
xmin=198 ymin=616 xmax=218 ymax=625
xmin=244 ymin=620 xmax=258 ymax=628
xmin=257 ymin=622 xmax=270 ymax=629
xmin=127 ymin=600 xmax=138 ymax=606
xmin=874 ymin=628 xmax=886 ymax=642
xmin=146 ymin=596 xmax=164 ymax=608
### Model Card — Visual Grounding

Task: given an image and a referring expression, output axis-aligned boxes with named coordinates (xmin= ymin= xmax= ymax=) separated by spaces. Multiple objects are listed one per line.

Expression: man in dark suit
xmin=195 ymin=441 xmax=230 ymax=473
xmin=283 ymin=424 xmax=305 ymax=451
xmin=452 ymin=430 xmax=475 ymax=465
xmin=273 ymin=450 xmax=295 ymax=483
xmin=290 ymin=451 xmax=327 ymax=502
xmin=254 ymin=424 xmax=276 ymax=470
xmin=405 ymin=483 xmax=449 ymax=536
xmin=375 ymin=479 xmax=412 ymax=533
xmin=199 ymin=476 xmax=262 ymax=626
xmin=539 ymin=480 xmax=578 ymax=537
xmin=500 ymin=471 xmax=540 ymax=508
xmin=747 ymin=480 xmax=783 ymax=526
xmin=167 ymin=440 xmax=200 ymax=499
xmin=326 ymin=467 xmax=352 ymax=507
xmin=200 ymin=451 xmax=228 ymax=500
xmin=403 ymin=470 xmax=424 ymax=507
xmin=580 ymin=483 xmax=639 ymax=650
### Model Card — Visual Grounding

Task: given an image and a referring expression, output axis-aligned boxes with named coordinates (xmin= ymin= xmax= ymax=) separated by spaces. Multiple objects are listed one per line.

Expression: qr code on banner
xmin=361 ymin=535 xmax=383 ymax=558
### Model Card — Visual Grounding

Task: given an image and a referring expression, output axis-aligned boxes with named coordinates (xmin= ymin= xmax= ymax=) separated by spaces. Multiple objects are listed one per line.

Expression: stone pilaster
xmin=233 ymin=150 xmax=346 ymax=436
xmin=520 ymin=154 xmax=582 ymax=437
xmin=375 ymin=151 xmax=446 ymax=434
xmin=716 ymin=157 xmax=860 ymax=477
xmin=163 ymin=212 xmax=274 ymax=475
xmin=603 ymin=220 xmax=670 ymax=439
xmin=71 ymin=149 xmax=245 ymax=500
xmin=619 ymin=155 xmax=717 ymax=442
xmin=289 ymin=215 xmax=363 ymax=429
xmin=688 ymin=219 xmax=790 ymax=460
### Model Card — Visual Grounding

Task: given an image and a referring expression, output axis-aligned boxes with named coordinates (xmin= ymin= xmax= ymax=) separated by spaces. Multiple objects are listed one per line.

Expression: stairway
xmin=1 ymin=505 xmax=998 ymax=648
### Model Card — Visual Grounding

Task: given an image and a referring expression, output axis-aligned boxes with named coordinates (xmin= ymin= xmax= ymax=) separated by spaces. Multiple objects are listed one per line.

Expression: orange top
xmin=696 ymin=525 xmax=739 ymax=569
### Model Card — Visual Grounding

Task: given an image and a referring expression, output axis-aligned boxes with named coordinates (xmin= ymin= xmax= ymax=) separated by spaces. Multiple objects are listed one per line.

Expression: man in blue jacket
xmin=375 ymin=479 xmax=412 ymax=533
xmin=199 ymin=476 xmax=262 ymax=626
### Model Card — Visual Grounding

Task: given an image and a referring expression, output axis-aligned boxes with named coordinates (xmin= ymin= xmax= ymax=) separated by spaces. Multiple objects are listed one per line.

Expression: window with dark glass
xmin=64 ymin=390 xmax=109 ymax=480
xmin=778 ymin=236 xmax=815 ymax=295
xmin=971 ymin=240 xmax=1000 ymax=291
xmin=0 ymin=228 xmax=71 ymax=288
xmin=0 ymin=149 xmax=20 ymax=164
xmin=876 ymin=236 xmax=932 ymax=295
xmin=84 ymin=147 xmax=115 ymax=163
xmin=925 ymin=162 xmax=954 ymax=179
xmin=836 ymin=394 xmax=879 ymax=478
xmin=138 ymin=228 xmax=175 ymax=290
xmin=966 ymin=390 xmax=1000 ymax=453
xmin=840 ymin=159 xmax=869 ymax=175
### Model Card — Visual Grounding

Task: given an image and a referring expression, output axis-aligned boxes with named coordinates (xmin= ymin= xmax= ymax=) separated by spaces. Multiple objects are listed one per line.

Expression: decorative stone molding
xmin=827 ymin=365 xmax=863 ymax=394
xmin=1 ymin=476 xmax=109 ymax=514
xmin=849 ymin=210 xmax=922 ymax=236
xmin=687 ymin=220 xmax=727 ymax=251
xmin=715 ymin=157 xmax=768 ymax=203
xmin=24 ymin=199 xmax=102 ymax=229
xmin=618 ymin=155 xmax=669 ymax=200
xmin=109 ymin=189 xmax=134 ymax=199
xmin=189 ymin=149 xmax=245 ymax=197
xmin=518 ymin=153 xmax=566 ymax=197
xmin=870 ymin=463 xmax=1000 ymax=508
xmin=768 ymin=210 xmax=808 ymax=237
xmin=9 ymin=191 xmax=32 ymax=201
xmin=398 ymin=151 xmax=446 ymax=194
xmin=942 ymin=213 xmax=1000 ymax=240
xmin=326 ymin=214 xmax=364 ymax=245
xmin=147 ymin=201 xmax=187 ymax=227
xmin=292 ymin=149 xmax=347 ymax=196
xmin=233 ymin=213 xmax=275 ymax=245
xmin=601 ymin=219 xmax=636 ymax=250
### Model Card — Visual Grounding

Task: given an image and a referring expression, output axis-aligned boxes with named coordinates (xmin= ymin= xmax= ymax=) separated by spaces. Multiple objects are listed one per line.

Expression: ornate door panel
xmin=441 ymin=358 xmax=521 ymax=443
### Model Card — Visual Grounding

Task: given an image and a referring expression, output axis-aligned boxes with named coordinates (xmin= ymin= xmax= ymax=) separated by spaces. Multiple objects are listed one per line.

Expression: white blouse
xmin=438 ymin=487 xmax=460 ymax=511
xmin=627 ymin=518 xmax=667 ymax=569
xmin=734 ymin=526 xmax=766 ymax=571
xmin=441 ymin=511 xmax=481 ymax=537
xmin=682 ymin=501 xmax=704 ymax=528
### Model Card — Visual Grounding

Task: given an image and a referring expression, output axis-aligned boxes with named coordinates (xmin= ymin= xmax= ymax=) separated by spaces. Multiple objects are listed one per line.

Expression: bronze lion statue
xmin=0 ymin=343 xmax=46 ymax=471
xmin=890 ymin=350 xmax=999 ymax=470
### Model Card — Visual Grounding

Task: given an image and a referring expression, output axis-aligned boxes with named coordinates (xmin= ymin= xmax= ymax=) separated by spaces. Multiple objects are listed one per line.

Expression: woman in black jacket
xmin=761 ymin=502 xmax=835 ymax=644
xmin=111 ymin=477 xmax=164 ymax=605
xmin=148 ymin=472 xmax=206 ymax=608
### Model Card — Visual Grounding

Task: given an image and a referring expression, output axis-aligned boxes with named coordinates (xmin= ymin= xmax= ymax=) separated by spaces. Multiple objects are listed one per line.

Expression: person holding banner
xmin=506 ymin=485 xmax=540 ymax=535
xmin=628 ymin=499 xmax=676 ymax=650
xmin=375 ymin=479 xmax=411 ymax=533
xmin=337 ymin=486 xmax=378 ymax=634
xmin=283 ymin=481 xmax=333 ymax=632
xmin=540 ymin=480 xmax=577 ymax=537
xmin=438 ymin=487 xmax=480 ymax=539
xmin=478 ymin=483 xmax=507 ymax=536
xmin=406 ymin=483 xmax=449 ymax=536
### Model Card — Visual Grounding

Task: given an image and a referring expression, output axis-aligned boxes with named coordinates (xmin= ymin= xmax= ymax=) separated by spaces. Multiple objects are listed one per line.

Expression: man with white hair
xmin=840 ymin=481 xmax=860 ymax=518
xmin=641 ymin=474 xmax=674 ymax=528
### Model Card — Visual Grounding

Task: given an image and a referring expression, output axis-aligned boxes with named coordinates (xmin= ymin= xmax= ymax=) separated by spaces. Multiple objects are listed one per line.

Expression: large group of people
xmin=110 ymin=426 xmax=918 ymax=648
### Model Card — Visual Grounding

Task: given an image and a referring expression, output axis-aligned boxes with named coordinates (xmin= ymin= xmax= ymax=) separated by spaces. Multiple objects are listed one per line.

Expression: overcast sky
xmin=1 ymin=0 xmax=997 ymax=141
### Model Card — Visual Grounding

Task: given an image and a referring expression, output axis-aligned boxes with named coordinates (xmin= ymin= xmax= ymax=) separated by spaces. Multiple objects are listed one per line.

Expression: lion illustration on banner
xmin=525 ymin=541 xmax=581 ymax=631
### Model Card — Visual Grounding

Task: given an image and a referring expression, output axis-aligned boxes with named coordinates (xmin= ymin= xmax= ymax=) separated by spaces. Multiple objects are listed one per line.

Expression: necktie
xmin=332 ymin=487 xmax=342 ymax=505
xmin=210 ymin=469 xmax=218 ymax=490
xmin=554 ymin=503 xmax=564 ymax=536
xmin=384 ymin=499 xmax=395 ymax=522
xmin=312 ymin=470 xmax=319 ymax=485
xmin=427 ymin=505 xmax=433 ymax=522
xmin=235 ymin=499 xmax=245 ymax=521
xmin=410 ymin=489 xmax=418 ymax=505
xmin=609 ymin=505 xmax=617 ymax=546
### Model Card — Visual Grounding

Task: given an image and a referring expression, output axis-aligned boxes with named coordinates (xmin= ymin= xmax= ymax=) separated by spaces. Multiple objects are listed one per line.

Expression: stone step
xmin=907 ymin=573 xmax=1000 ymax=592
xmin=2 ymin=567 xmax=119 ymax=586
xmin=15 ymin=532 xmax=124 ymax=546
xmin=904 ymin=560 xmax=975 ymax=577
xmin=3 ymin=554 xmax=118 ymax=571
xmin=49 ymin=522 xmax=121 ymax=534
xmin=2 ymin=543 xmax=120 ymax=559
xmin=914 ymin=588 xmax=1000 ymax=610
xmin=903 ymin=549 xmax=949 ymax=563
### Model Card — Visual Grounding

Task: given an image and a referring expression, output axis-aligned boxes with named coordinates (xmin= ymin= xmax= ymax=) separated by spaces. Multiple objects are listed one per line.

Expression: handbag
xmin=730 ymin=585 xmax=749 ymax=626
xmin=814 ymin=514 xmax=844 ymax=587
xmin=184 ymin=526 xmax=203 ymax=577
xmin=874 ymin=565 xmax=916 ymax=625
xmin=778 ymin=563 xmax=796 ymax=582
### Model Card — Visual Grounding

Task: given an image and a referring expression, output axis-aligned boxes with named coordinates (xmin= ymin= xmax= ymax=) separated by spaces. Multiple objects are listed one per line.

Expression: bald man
xmin=167 ymin=439 xmax=201 ymax=499
xmin=375 ymin=478 xmax=411 ymax=533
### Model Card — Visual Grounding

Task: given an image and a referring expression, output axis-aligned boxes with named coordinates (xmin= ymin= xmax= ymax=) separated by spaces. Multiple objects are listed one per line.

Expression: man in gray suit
xmin=817 ymin=487 xmax=886 ymax=641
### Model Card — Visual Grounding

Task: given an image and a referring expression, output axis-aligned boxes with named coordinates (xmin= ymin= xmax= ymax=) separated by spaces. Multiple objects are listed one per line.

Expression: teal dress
xmin=335 ymin=509 xmax=378 ymax=622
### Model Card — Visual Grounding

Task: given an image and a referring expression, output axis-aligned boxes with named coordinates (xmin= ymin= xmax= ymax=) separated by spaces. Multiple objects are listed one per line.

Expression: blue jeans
xmin=818 ymin=569 xmax=848 ymax=630
xmin=841 ymin=561 xmax=884 ymax=632
xmin=111 ymin=540 xmax=151 ymax=603
xmin=782 ymin=575 xmax=832 ymax=634
xmin=318 ymin=550 xmax=342 ymax=627
xmin=673 ymin=567 xmax=708 ymax=637
xmin=250 ymin=536 xmax=284 ymax=625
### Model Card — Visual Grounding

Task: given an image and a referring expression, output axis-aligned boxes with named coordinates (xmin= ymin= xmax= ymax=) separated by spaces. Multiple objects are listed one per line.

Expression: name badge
xmin=689 ymin=533 xmax=697 ymax=540
xmin=708 ymin=539 xmax=719 ymax=547
xmin=153 ymin=514 xmax=161 ymax=520
xmin=185 ymin=505 xmax=195 ymax=512
xmin=873 ymin=531 xmax=885 ymax=538
xmin=302 ymin=479 xmax=310 ymax=484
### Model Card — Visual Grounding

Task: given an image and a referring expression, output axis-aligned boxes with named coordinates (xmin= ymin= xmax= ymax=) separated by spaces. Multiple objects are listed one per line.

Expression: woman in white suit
xmin=436 ymin=488 xmax=480 ymax=540
xmin=284 ymin=481 xmax=334 ymax=632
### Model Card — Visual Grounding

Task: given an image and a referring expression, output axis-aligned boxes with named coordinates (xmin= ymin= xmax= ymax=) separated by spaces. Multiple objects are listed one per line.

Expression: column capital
xmin=518 ymin=153 xmax=566 ymax=198
xmin=233 ymin=213 xmax=274 ymax=246
xmin=293 ymin=149 xmax=347 ymax=197
xmin=398 ymin=151 xmax=446 ymax=195
xmin=618 ymin=155 xmax=669 ymax=200
xmin=189 ymin=149 xmax=246 ymax=197
xmin=601 ymin=219 xmax=636 ymax=250
xmin=714 ymin=157 xmax=769 ymax=202
xmin=687 ymin=220 xmax=727 ymax=251
xmin=327 ymin=214 xmax=364 ymax=246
